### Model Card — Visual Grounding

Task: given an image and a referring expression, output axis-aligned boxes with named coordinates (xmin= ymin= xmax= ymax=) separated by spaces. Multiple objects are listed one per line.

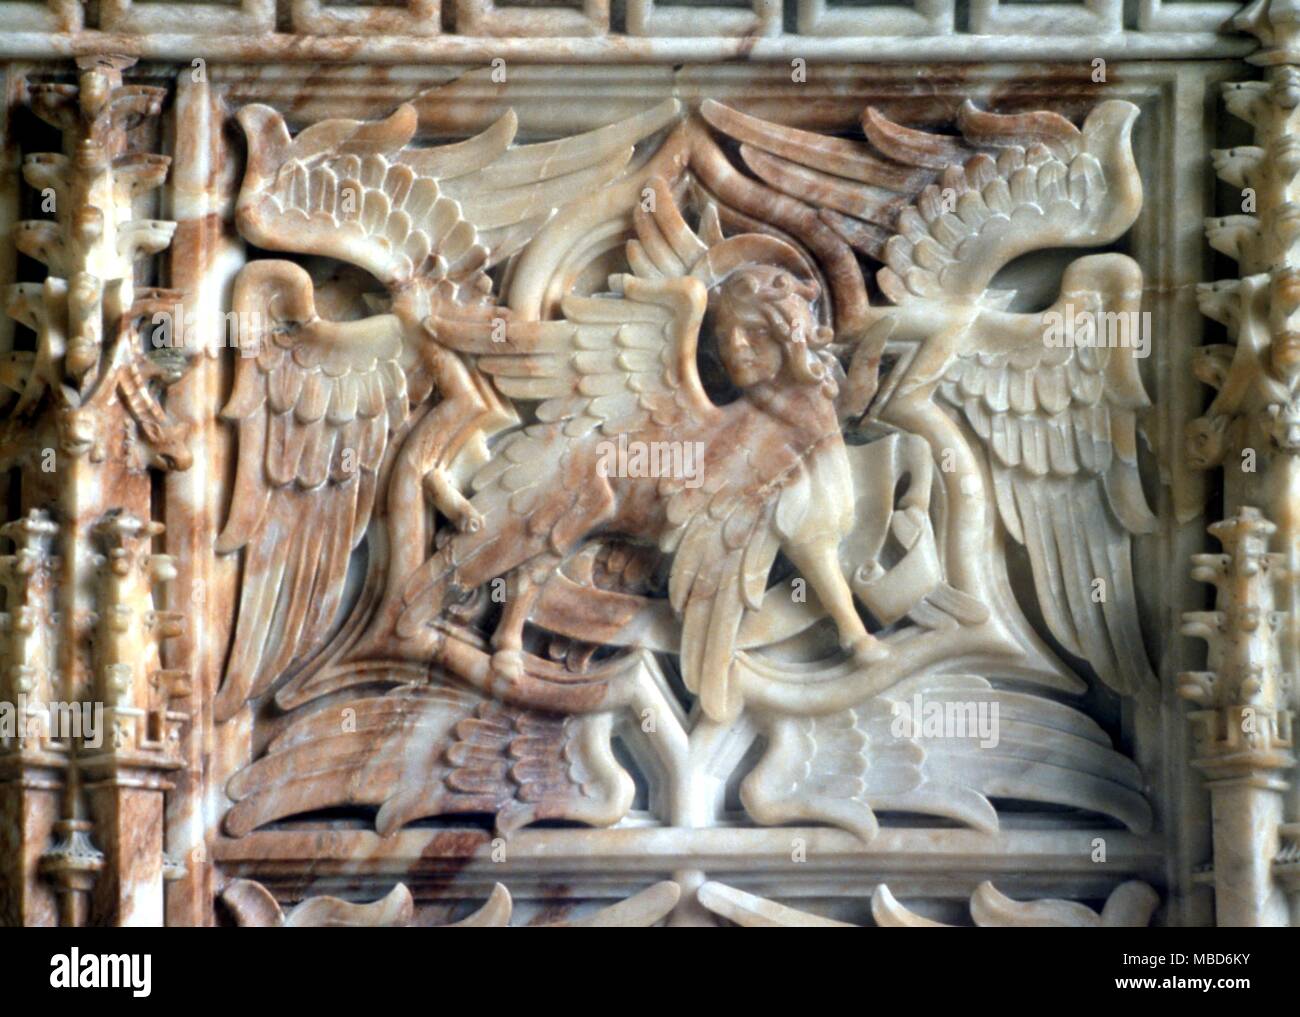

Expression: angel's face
xmin=715 ymin=267 xmax=819 ymax=388
xmin=719 ymin=314 xmax=784 ymax=388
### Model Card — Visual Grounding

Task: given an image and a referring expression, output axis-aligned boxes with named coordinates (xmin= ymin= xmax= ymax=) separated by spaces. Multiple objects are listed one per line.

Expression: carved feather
xmin=935 ymin=255 xmax=1157 ymax=695
xmin=223 ymin=687 xmax=633 ymax=838
xmin=743 ymin=672 xmax=1153 ymax=841
xmin=236 ymin=99 xmax=680 ymax=295
xmin=214 ymin=260 xmax=406 ymax=721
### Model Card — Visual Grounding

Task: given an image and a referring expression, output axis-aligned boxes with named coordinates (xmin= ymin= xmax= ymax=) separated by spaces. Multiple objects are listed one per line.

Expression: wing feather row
xmin=701 ymin=98 xmax=1141 ymax=308
xmin=236 ymin=99 xmax=681 ymax=293
xmin=223 ymin=689 xmax=631 ymax=837
xmin=214 ymin=264 xmax=408 ymax=722
xmin=742 ymin=673 xmax=1153 ymax=840
xmin=935 ymin=257 xmax=1156 ymax=695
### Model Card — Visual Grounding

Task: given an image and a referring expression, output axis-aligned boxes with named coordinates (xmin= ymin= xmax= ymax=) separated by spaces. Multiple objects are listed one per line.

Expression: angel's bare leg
xmin=491 ymin=553 xmax=564 ymax=680
xmin=414 ymin=341 xmax=509 ymax=534
xmin=424 ymin=467 xmax=483 ymax=533
xmin=785 ymin=538 xmax=889 ymax=665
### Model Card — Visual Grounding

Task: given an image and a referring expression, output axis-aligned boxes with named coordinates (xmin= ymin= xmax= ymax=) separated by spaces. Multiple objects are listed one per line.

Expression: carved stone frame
xmin=0 ymin=7 xmax=1289 ymax=928
xmin=176 ymin=61 xmax=1229 ymax=927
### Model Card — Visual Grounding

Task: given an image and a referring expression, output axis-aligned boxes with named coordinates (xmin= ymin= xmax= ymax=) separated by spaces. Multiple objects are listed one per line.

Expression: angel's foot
xmin=454 ymin=503 xmax=484 ymax=534
xmin=424 ymin=471 xmax=482 ymax=533
xmin=846 ymin=633 xmax=889 ymax=667
xmin=491 ymin=649 xmax=525 ymax=683
xmin=437 ymin=488 xmax=482 ymax=533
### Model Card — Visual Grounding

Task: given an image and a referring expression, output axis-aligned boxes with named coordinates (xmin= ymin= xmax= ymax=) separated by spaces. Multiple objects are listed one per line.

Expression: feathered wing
xmin=666 ymin=487 xmax=784 ymax=722
xmin=216 ymin=102 xmax=681 ymax=721
xmin=878 ymin=102 xmax=1153 ymax=694
xmin=397 ymin=268 xmax=719 ymax=632
xmin=743 ymin=673 xmax=1152 ymax=841
xmin=223 ymin=686 xmax=633 ymax=838
xmin=235 ymin=99 xmax=680 ymax=294
xmin=214 ymin=262 xmax=407 ymax=721
xmin=937 ymin=258 xmax=1157 ymax=695
xmin=701 ymin=98 xmax=1141 ymax=307
xmin=705 ymin=97 xmax=1155 ymax=695
xmin=405 ymin=187 xmax=805 ymax=721
xmin=869 ymin=100 xmax=1141 ymax=304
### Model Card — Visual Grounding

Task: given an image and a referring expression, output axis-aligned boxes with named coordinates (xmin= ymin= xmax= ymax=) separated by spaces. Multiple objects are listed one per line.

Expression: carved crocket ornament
xmin=219 ymin=96 xmax=1157 ymax=846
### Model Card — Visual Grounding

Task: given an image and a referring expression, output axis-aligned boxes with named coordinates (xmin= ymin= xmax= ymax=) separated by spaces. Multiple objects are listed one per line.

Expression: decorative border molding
xmin=970 ymin=0 xmax=1120 ymax=35
xmin=98 ymin=0 xmax=275 ymax=34
xmin=1139 ymin=0 xmax=1240 ymax=32
xmin=629 ymin=0 xmax=782 ymax=37
xmin=290 ymin=0 xmax=442 ymax=36
xmin=0 ymin=0 xmax=1257 ymax=61
xmin=796 ymin=0 xmax=954 ymax=37
xmin=455 ymin=0 xmax=610 ymax=37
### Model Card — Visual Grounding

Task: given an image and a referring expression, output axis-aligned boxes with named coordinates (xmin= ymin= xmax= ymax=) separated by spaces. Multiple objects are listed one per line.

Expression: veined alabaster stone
xmin=0 ymin=0 xmax=1294 ymax=929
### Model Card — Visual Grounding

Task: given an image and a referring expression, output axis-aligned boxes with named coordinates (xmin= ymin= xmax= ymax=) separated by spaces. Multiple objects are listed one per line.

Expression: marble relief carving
xmin=212 ymin=94 xmax=1155 ymax=853
xmin=0 ymin=2 xmax=1288 ymax=928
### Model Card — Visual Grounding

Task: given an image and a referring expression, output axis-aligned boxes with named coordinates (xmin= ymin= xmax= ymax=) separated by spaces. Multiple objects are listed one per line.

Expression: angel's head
xmin=713 ymin=265 xmax=834 ymax=389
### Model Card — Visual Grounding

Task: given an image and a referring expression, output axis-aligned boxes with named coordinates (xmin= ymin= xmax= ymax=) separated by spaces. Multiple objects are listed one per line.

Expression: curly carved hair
xmin=713 ymin=265 xmax=836 ymax=388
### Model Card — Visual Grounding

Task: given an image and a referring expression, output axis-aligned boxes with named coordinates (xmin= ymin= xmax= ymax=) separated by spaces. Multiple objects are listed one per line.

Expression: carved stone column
xmin=1185 ymin=0 xmax=1300 ymax=926
xmin=1182 ymin=509 xmax=1295 ymax=925
xmin=0 ymin=55 xmax=192 ymax=926
xmin=81 ymin=511 xmax=187 ymax=926
xmin=0 ymin=510 xmax=62 ymax=925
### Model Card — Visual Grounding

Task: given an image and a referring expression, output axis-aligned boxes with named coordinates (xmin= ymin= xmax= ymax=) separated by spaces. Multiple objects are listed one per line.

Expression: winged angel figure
xmin=223 ymin=96 xmax=1157 ymax=843
xmin=214 ymin=97 xmax=680 ymax=722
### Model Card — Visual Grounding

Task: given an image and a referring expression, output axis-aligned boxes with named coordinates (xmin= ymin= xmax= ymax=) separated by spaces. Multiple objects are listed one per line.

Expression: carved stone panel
xmin=0 ymin=1 xmax=1291 ymax=929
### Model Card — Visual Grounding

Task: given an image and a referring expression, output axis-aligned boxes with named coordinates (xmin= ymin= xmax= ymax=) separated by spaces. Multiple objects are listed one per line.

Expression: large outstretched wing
xmin=235 ymin=99 xmax=681 ymax=296
xmin=704 ymin=98 xmax=1155 ymax=695
xmin=743 ymin=673 xmax=1152 ymax=841
xmin=700 ymin=98 xmax=1141 ymax=308
xmin=223 ymin=686 xmax=633 ymax=838
xmin=864 ymin=100 xmax=1142 ymax=305
xmin=879 ymin=105 xmax=1153 ymax=694
xmin=215 ymin=102 xmax=682 ymax=721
